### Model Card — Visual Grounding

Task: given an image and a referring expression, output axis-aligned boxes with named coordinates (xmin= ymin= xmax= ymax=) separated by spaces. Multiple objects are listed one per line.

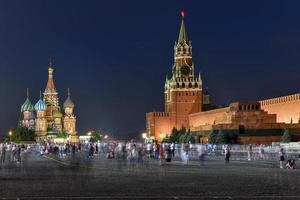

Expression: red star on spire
xmin=181 ymin=11 xmax=185 ymax=18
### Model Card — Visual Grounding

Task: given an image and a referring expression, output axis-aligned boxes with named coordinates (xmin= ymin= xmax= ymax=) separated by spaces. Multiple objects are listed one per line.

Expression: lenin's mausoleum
xmin=146 ymin=13 xmax=300 ymax=144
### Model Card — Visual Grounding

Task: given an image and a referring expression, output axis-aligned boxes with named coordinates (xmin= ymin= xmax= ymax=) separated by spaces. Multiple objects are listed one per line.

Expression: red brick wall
xmin=260 ymin=93 xmax=300 ymax=124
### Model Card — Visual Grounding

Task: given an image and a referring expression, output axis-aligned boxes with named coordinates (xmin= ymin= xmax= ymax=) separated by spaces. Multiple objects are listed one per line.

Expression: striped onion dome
xmin=34 ymin=91 xmax=46 ymax=111
xmin=21 ymin=88 xmax=34 ymax=112
xmin=21 ymin=98 xmax=34 ymax=112
xmin=35 ymin=99 xmax=46 ymax=111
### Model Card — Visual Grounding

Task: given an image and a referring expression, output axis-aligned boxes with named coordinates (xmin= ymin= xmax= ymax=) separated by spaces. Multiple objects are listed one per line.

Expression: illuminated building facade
xmin=20 ymin=62 xmax=77 ymax=142
xmin=146 ymin=13 xmax=300 ymax=144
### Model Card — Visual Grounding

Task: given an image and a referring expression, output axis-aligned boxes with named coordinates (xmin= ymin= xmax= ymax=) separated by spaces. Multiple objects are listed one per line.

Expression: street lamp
xmin=104 ymin=135 xmax=108 ymax=139
xmin=142 ymin=133 xmax=147 ymax=139
xmin=87 ymin=132 xmax=92 ymax=136
xmin=8 ymin=131 xmax=12 ymax=142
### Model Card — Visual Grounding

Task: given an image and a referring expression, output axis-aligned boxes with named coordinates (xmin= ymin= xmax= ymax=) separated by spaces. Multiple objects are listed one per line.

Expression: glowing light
xmin=104 ymin=135 xmax=108 ymax=139
xmin=181 ymin=11 xmax=185 ymax=18
xmin=8 ymin=131 xmax=12 ymax=136
xmin=142 ymin=133 xmax=147 ymax=139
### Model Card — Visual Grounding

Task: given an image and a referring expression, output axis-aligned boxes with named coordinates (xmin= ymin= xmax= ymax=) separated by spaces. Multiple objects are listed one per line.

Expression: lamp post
xmin=8 ymin=131 xmax=12 ymax=142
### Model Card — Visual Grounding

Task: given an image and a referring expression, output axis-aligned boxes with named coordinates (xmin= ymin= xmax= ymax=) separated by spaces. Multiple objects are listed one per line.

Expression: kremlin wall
xmin=146 ymin=13 xmax=300 ymax=144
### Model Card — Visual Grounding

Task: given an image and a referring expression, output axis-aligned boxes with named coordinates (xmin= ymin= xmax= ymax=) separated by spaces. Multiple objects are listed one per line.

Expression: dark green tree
xmin=162 ymin=135 xmax=170 ymax=143
xmin=57 ymin=131 xmax=69 ymax=139
xmin=169 ymin=127 xmax=179 ymax=143
xmin=5 ymin=127 xmax=35 ymax=143
xmin=282 ymin=129 xmax=291 ymax=143
xmin=217 ymin=129 xmax=226 ymax=144
xmin=90 ymin=131 xmax=101 ymax=142
xmin=208 ymin=129 xmax=216 ymax=144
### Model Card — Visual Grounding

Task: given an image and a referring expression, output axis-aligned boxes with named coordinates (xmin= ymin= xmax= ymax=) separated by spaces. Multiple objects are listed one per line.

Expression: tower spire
xmin=68 ymin=88 xmax=70 ymax=97
xmin=49 ymin=57 xmax=53 ymax=68
xmin=178 ymin=11 xmax=188 ymax=44
xmin=45 ymin=60 xmax=56 ymax=92
xmin=39 ymin=90 xmax=42 ymax=99
xmin=26 ymin=88 xmax=29 ymax=99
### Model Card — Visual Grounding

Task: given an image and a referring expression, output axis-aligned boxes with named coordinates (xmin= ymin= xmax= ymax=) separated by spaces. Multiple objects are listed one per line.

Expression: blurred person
xmin=197 ymin=144 xmax=205 ymax=164
xmin=225 ymin=145 xmax=230 ymax=164
xmin=286 ymin=159 xmax=295 ymax=169
xmin=165 ymin=144 xmax=172 ymax=163
xmin=258 ymin=144 xmax=264 ymax=160
xmin=0 ymin=143 xmax=6 ymax=164
xmin=279 ymin=148 xmax=285 ymax=169
xmin=247 ymin=144 xmax=253 ymax=161
xmin=158 ymin=144 xmax=164 ymax=165
xmin=181 ymin=144 xmax=189 ymax=165
xmin=171 ymin=143 xmax=175 ymax=157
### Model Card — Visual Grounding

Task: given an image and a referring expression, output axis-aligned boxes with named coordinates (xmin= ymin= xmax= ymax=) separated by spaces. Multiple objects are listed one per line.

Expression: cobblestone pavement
xmin=0 ymin=150 xmax=299 ymax=200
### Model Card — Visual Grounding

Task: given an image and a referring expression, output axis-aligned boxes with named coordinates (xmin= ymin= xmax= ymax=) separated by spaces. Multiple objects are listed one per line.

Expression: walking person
xmin=247 ymin=144 xmax=252 ymax=161
xmin=158 ymin=144 xmax=164 ymax=165
xmin=0 ymin=143 xmax=5 ymax=164
xmin=225 ymin=145 xmax=230 ymax=164
xmin=279 ymin=148 xmax=285 ymax=169
xmin=181 ymin=144 xmax=189 ymax=165
xmin=16 ymin=145 xmax=21 ymax=163
xmin=258 ymin=144 xmax=264 ymax=160
xmin=171 ymin=143 xmax=175 ymax=158
xmin=197 ymin=144 xmax=205 ymax=165
xmin=165 ymin=145 xmax=172 ymax=163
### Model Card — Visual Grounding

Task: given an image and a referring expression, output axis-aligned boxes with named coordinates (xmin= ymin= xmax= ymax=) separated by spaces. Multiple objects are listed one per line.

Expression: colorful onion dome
xmin=34 ymin=91 xmax=46 ymax=111
xmin=21 ymin=89 xmax=34 ymax=112
xmin=63 ymin=88 xmax=74 ymax=108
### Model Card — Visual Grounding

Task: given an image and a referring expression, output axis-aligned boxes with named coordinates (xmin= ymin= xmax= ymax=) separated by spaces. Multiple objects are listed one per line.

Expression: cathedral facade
xmin=20 ymin=62 xmax=77 ymax=142
xmin=146 ymin=13 xmax=300 ymax=144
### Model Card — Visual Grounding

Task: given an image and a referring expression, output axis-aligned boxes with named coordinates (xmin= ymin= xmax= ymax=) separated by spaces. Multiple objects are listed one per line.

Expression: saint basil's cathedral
xmin=19 ymin=62 xmax=77 ymax=142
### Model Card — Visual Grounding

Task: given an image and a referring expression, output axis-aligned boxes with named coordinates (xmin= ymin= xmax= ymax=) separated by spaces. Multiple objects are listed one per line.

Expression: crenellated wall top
xmin=260 ymin=93 xmax=300 ymax=106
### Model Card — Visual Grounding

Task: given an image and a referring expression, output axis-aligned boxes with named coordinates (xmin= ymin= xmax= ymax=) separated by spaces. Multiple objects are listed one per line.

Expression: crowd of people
xmin=0 ymin=141 xmax=299 ymax=170
xmin=0 ymin=143 xmax=30 ymax=164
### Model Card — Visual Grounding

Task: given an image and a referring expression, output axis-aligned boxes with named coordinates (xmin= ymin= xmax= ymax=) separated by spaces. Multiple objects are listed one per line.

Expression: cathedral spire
xmin=45 ymin=60 xmax=56 ymax=92
xmin=26 ymin=88 xmax=29 ymax=99
xmin=64 ymin=88 xmax=74 ymax=109
xmin=178 ymin=11 xmax=188 ymax=44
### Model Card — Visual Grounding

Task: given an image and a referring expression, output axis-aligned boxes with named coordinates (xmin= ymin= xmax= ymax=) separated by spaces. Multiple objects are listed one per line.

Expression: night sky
xmin=1 ymin=0 xmax=300 ymax=139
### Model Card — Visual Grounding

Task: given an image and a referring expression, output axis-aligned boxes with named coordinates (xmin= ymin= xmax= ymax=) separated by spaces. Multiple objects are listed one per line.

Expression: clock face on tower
xmin=180 ymin=66 xmax=190 ymax=76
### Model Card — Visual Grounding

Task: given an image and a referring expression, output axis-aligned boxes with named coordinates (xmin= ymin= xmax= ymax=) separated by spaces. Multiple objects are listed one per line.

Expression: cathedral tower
xmin=43 ymin=61 xmax=62 ymax=132
xmin=20 ymin=88 xmax=35 ymax=130
xmin=164 ymin=11 xmax=202 ymax=128
xmin=34 ymin=91 xmax=47 ymax=138
xmin=63 ymin=88 xmax=77 ymax=136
